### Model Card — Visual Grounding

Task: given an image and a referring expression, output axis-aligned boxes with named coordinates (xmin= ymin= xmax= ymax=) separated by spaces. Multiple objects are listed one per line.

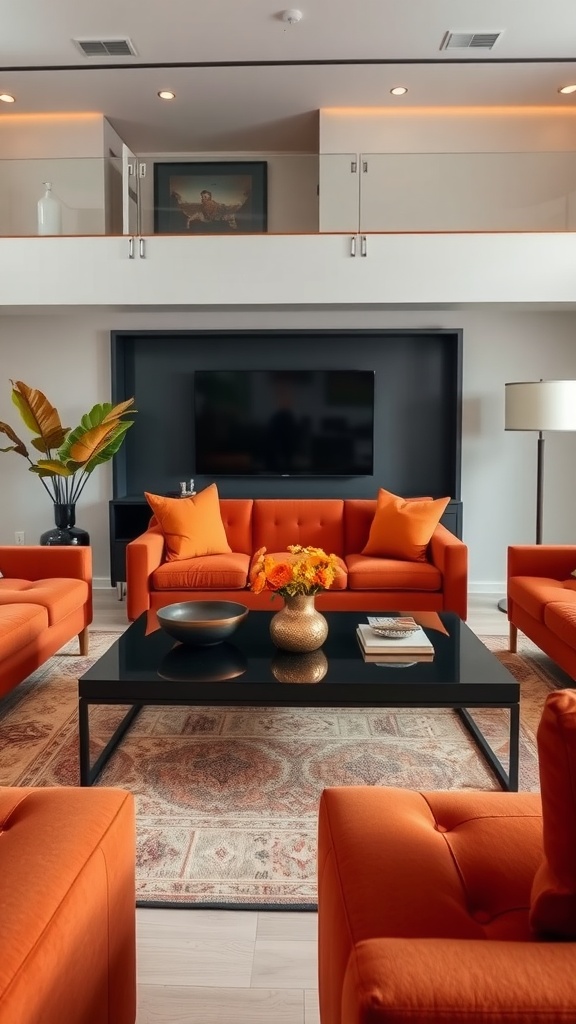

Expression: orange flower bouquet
xmin=250 ymin=544 xmax=340 ymax=598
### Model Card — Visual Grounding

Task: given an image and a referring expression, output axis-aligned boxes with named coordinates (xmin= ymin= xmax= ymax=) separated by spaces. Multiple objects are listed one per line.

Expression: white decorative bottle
xmin=37 ymin=182 xmax=62 ymax=235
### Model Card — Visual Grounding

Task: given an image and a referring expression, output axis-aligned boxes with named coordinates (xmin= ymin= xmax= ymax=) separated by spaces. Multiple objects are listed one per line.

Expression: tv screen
xmin=194 ymin=369 xmax=374 ymax=476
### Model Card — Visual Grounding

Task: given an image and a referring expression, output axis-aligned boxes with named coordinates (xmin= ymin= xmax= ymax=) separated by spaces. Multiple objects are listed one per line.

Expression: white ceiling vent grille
xmin=73 ymin=38 xmax=138 ymax=57
xmin=440 ymin=31 xmax=502 ymax=51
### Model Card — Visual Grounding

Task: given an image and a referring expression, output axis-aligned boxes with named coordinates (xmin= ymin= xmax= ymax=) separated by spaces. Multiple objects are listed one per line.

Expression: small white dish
xmin=370 ymin=625 xmax=417 ymax=639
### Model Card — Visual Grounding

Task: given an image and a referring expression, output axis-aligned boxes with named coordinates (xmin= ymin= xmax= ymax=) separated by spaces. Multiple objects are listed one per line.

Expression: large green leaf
xmin=30 ymin=460 xmax=74 ymax=478
xmin=58 ymin=402 xmax=135 ymax=468
xmin=84 ymin=420 xmax=133 ymax=473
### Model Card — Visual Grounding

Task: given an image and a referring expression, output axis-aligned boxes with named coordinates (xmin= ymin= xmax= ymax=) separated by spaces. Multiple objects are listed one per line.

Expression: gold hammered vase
xmin=269 ymin=593 xmax=328 ymax=652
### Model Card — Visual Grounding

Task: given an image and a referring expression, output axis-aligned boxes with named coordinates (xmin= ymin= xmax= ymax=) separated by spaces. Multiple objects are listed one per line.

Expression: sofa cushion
xmin=0 ymin=603 xmax=49 ymax=659
xmin=508 ymin=576 xmax=573 ymax=622
xmin=0 ymin=578 xmax=89 ymax=626
xmin=345 ymin=554 xmax=441 ymax=591
xmin=151 ymin=552 xmax=250 ymax=590
xmin=362 ymin=488 xmax=450 ymax=562
xmin=249 ymin=550 xmax=348 ymax=591
xmin=530 ymin=689 xmax=576 ymax=938
xmin=543 ymin=601 xmax=576 ymax=648
xmin=344 ymin=497 xmax=432 ymax=556
xmin=253 ymin=499 xmax=345 ymax=557
xmin=145 ymin=484 xmax=231 ymax=562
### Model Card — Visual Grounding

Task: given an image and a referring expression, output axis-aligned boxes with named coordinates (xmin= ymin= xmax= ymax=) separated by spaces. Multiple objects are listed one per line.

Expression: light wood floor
xmin=92 ymin=590 xmax=510 ymax=1024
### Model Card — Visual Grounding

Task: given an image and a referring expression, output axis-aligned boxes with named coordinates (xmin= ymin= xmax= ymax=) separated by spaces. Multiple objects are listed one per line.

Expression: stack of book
xmin=356 ymin=619 xmax=435 ymax=662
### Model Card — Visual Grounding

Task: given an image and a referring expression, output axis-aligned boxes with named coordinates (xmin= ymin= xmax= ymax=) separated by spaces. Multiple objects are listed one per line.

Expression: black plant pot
xmin=40 ymin=503 xmax=90 ymax=546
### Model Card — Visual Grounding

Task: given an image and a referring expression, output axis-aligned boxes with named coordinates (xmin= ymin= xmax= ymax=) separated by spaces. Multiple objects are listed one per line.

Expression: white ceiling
xmin=2 ymin=0 xmax=576 ymax=152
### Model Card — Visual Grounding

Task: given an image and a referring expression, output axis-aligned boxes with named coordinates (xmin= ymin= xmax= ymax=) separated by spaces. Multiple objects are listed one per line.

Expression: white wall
xmin=319 ymin=108 xmax=576 ymax=154
xmin=0 ymin=114 xmax=119 ymax=236
xmin=1 ymin=306 xmax=575 ymax=590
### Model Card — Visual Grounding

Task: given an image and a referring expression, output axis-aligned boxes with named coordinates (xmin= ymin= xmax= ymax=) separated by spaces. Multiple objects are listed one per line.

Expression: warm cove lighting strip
xmin=322 ymin=106 xmax=576 ymax=117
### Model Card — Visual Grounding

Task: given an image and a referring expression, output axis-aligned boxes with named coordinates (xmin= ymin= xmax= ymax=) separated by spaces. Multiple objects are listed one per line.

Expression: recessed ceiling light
xmin=158 ymin=90 xmax=175 ymax=100
xmin=0 ymin=93 xmax=15 ymax=103
xmin=390 ymin=86 xmax=408 ymax=96
xmin=559 ymin=84 xmax=576 ymax=94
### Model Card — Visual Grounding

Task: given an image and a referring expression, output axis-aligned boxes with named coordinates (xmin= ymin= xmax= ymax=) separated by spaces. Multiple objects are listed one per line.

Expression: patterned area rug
xmin=0 ymin=631 xmax=566 ymax=908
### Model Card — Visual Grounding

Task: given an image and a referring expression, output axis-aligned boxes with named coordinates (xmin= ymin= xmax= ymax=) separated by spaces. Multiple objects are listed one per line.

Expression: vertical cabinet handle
xmin=128 ymin=236 xmax=134 ymax=259
xmin=360 ymin=235 xmax=367 ymax=257
xmin=139 ymin=237 xmax=146 ymax=259
xmin=350 ymin=236 xmax=357 ymax=257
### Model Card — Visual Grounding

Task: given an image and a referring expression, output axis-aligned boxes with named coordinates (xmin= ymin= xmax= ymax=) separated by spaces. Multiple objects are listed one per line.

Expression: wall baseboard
xmin=94 ymin=577 xmax=114 ymax=590
xmin=468 ymin=581 xmax=506 ymax=594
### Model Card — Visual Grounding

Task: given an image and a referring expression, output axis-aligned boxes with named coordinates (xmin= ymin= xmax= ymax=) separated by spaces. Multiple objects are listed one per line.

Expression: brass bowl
xmin=156 ymin=601 xmax=248 ymax=646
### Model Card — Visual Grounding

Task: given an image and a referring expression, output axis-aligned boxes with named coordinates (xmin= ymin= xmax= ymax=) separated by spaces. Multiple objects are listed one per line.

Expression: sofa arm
xmin=126 ymin=528 xmax=165 ymax=621
xmin=428 ymin=525 xmax=468 ymax=620
xmin=342 ymin=937 xmax=576 ymax=1024
xmin=0 ymin=545 xmax=92 ymax=583
xmin=508 ymin=544 xmax=576 ymax=581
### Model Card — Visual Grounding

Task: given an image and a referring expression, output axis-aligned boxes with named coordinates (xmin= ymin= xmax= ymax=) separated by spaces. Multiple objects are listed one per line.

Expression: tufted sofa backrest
xmin=219 ymin=499 xmax=254 ymax=555
xmin=343 ymin=499 xmax=378 ymax=554
xmin=252 ymin=499 xmax=345 ymax=557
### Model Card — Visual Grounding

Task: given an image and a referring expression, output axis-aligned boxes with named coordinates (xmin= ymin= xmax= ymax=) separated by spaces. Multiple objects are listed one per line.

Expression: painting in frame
xmin=153 ymin=161 xmax=268 ymax=234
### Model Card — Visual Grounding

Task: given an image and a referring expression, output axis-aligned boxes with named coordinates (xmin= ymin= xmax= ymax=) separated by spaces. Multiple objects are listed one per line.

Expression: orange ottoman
xmin=0 ymin=787 xmax=136 ymax=1024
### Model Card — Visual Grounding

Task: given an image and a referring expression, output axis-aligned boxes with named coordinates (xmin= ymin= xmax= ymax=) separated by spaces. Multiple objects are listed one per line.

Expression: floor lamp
xmin=498 ymin=379 xmax=576 ymax=613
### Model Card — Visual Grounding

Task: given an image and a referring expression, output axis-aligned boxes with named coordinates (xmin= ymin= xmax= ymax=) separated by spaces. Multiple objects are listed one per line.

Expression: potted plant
xmin=0 ymin=380 xmax=136 ymax=544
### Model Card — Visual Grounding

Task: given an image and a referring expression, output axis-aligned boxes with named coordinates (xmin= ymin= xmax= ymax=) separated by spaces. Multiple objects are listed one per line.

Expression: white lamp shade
xmin=505 ymin=380 xmax=576 ymax=431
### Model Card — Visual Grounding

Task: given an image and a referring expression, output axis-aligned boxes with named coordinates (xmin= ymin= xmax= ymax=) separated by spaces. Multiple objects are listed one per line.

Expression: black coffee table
xmin=78 ymin=610 xmax=520 ymax=790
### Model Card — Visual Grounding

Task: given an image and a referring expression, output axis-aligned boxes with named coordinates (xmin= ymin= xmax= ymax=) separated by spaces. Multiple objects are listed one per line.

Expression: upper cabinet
xmin=1 ymin=232 xmax=576 ymax=306
xmin=1 ymin=105 xmax=576 ymax=308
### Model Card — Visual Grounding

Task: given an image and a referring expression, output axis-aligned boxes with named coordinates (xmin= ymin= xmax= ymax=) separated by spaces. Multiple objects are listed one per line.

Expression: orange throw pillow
xmin=530 ymin=689 xmax=576 ymax=938
xmin=362 ymin=487 xmax=450 ymax=562
xmin=145 ymin=483 xmax=231 ymax=562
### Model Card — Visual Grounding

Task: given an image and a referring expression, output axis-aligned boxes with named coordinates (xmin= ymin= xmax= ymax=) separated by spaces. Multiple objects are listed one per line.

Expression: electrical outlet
xmin=14 ymin=531 xmax=25 ymax=545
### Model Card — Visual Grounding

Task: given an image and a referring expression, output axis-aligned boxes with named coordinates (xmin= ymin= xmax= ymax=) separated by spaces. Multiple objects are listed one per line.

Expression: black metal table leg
xmin=79 ymin=697 xmax=91 ymax=786
xmin=508 ymin=702 xmax=520 ymax=792
xmin=456 ymin=704 xmax=519 ymax=792
xmin=79 ymin=701 xmax=143 ymax=786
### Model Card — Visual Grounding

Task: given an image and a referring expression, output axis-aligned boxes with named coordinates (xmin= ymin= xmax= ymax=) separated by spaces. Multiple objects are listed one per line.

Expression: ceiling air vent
xmin=73 ymin=38 xmax=138 ymax=57
xmin=440 ymin=31 xmax=502 ymax=51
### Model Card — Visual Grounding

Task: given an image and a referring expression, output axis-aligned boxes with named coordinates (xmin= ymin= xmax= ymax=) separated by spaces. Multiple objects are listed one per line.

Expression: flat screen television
xmin=194 ymin=369 xmax=375 ymax=476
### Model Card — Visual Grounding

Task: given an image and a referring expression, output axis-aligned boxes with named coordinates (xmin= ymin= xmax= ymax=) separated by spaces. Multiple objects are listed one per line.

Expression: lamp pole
xmin=498 ymin=380 xmax=576 ymax=614
xmin=535 ymin=431 xmax=544 ymax=546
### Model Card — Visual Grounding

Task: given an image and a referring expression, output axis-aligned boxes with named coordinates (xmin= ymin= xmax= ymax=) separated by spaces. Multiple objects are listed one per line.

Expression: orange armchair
xmin=0 ymin=545 xmax=92 ymax=698
xmin=507 ymin=544 xmax=576 ymax=679
xmin=318 ymin=690 xmax=576 ymax=1023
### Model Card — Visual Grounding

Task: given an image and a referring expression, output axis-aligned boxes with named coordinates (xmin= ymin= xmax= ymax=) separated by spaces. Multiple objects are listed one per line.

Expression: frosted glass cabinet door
xmin=318 ymin=154 xmax=359 ymax=233
xmin=359 ymin=152 xmax=576 ymax=232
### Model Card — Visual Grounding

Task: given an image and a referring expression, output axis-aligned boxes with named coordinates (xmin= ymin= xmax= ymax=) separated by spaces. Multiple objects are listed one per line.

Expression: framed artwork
xmin=153 ymin=161 xmax=267 ymax=234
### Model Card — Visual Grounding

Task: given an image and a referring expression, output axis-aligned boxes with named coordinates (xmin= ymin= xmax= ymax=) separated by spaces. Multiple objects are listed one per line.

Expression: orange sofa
xmin=507 ymin=544 xmax=576 ymax=680
xmin=317 ymin=690 xmax=576 ymax=1023
xmin=0 ymin=545 xmax=92 ymax=699
xmin=0 ymin=786 xmax=136 ymax=1024
xmin=127 ymin=497 xmax=467 ymax=621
